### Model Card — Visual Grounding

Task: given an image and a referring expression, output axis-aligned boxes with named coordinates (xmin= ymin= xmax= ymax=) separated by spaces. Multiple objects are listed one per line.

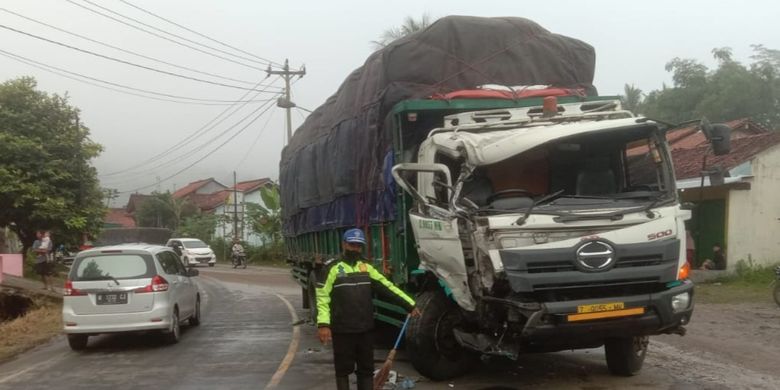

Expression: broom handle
xmin=393 ymin=315 xmax=411 ymax=350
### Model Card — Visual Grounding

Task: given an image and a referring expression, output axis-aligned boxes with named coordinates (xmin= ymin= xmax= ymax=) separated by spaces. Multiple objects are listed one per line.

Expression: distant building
xmin=670 ymin=119 xmax=780 ymax=268
xmin=103 ymin=208 xmax=136 ymax=229
xmin=212 ymin=178 xmax=274 ymax=245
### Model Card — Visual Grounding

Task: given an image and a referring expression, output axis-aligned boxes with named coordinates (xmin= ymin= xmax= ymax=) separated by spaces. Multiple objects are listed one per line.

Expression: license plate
xmin=577 ymin=302 xmax=625 ymax=314
xmin=96 ymin=292 xmax=128 ymax=305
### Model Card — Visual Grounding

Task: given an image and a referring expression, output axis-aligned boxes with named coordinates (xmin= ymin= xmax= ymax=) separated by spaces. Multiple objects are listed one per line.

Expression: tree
xmin=621 ymin=84 xmax=643 ymax=114
xmin=245 ymin=184 xmax=282 ymax=246
xmin=0 ymin=77 xmax=105 ymax=252
xmin=177 ymin=213 xmax=219 ymax=242
xmin=372 ymin=14 xmax=434 ymax=49
xmin=135 ymin=191 xmax=197 ymax=230
xmin=641 ymin=45 xmax=780 ymax=127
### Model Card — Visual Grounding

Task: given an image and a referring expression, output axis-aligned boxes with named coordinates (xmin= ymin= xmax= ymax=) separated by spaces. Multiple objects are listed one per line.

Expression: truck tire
xmin=307 ymin=272 xmax=318 ymax=323
xmin=773 ymin=283 xmax=780 ymax=308
xmin=605 ymin=335 xmax=648 ymax=376
xmin=407 ymin=290 xmax=473 ymax=381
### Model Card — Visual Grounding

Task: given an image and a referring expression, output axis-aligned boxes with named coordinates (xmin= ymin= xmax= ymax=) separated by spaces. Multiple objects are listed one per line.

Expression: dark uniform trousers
xmin=332 ymin=331 xmax=374 ymax=379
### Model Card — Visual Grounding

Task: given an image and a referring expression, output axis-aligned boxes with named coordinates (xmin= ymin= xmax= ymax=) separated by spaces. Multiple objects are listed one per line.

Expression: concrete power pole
xmin=266 ymin=59 xmax=305 ymax=143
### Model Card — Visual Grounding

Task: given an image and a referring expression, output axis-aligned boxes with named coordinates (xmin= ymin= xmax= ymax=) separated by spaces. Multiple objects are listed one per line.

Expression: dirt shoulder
xmin=657 ymin=301 xmax=780 ymax=379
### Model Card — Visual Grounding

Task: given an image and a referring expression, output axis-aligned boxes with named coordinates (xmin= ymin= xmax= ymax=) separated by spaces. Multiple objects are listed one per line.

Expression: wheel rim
xmin=433 ymin=308 xmax=464 ymax=359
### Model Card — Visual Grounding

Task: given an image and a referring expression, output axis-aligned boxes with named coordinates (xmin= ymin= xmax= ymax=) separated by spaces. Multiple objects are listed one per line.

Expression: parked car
xmin=62 ymin=244 xmax=201 ymax=350
xmin=166 ymin=238 xmax=217 ymax=267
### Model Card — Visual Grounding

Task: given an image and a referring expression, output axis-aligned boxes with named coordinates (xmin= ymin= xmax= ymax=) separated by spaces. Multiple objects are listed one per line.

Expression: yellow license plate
xmin=577 ymin=302 xmax=625 ymax=314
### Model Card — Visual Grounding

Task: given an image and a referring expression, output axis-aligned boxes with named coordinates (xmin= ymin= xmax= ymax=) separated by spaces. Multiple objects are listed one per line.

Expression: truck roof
xmin=390 ymin=96 xmax=620 ymax=116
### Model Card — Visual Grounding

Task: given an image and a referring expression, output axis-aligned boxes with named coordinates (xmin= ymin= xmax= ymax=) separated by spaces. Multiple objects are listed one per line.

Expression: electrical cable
xmin=118 ymin=0 xmax=282 ymax=67
xmin=0 ymin=7 xmax=260 ymax=86
xmin=234 ymin=107 xmax=276 ymax=170
xmin=64 ymin=0 xmax=270 ymax=71
xmin=0 ymin=23 xmax=280 ymax=92
xmin=117 ymin=99 xmax=278 ymax=194
xmin=0 ymin=48 xmax=274 ymax=104
xmin=74 ymin=0 xmax=275 ymax=68
xmin=0 ymin=50 xmax=272 ymax=106
xmin=100 ymin=76 xmax=282 ymax=176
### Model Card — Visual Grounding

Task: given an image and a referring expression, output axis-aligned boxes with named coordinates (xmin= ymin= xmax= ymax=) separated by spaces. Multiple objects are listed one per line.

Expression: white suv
xmin=62 ymin=244 xmax=201 ymax=350
xmin=166 ymin=238 xmax=217 ymax=267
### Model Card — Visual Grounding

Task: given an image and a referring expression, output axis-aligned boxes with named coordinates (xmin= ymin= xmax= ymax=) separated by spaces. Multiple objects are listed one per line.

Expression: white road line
xmin=264 ymin=293 xmax=301 ymax=389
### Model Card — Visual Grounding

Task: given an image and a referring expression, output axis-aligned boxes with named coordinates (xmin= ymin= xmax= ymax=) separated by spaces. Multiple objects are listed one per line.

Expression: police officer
xmin=316 ymin=228 xmax=420 ymax=390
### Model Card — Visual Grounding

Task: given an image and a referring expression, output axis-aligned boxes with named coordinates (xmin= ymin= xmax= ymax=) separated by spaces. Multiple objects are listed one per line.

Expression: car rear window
xmin=70 ymin=254 xmax=155 ymax=281
xmin=182 ymin=240 xmax=208 ymax=249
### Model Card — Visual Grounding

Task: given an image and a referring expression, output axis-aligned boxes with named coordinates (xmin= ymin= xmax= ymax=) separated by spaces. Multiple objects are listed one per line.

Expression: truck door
xmin=393 ymin=163 xmax=476 ymax=311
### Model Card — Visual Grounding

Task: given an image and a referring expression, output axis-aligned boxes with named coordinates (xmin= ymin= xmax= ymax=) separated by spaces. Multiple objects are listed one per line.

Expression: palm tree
xmin=372 ymin=14 xmax=434 ymax=49
xmin=621 ymin=84 xmax=643 ymax=114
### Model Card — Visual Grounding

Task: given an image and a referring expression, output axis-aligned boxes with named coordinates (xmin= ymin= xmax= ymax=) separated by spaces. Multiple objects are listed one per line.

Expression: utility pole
xmin=266 ymin=59 xmax=306 ymax=143
xmin=233 ymin=171 xmax=238 ymax=241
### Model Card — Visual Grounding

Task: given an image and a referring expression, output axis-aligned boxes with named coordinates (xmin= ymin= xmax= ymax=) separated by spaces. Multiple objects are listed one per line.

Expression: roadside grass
xmin=22 ymin=252 xmax=68 ymax=287
xmin=695 ymin=259 xmax=778 ymax=305
xmin=0 ymin=297 xmax=62 ymax=363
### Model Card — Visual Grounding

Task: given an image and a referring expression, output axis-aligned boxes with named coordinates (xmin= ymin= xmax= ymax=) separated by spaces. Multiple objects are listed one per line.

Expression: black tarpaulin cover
xmin=280 ymin=15 xmax=597 ymax=235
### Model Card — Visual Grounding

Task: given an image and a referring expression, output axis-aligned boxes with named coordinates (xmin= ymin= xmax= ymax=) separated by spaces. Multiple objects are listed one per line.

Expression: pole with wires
xmin=266 ymin=59 xmax=305 ymax=143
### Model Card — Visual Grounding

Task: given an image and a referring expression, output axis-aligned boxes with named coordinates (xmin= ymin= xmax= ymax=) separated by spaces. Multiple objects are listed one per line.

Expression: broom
xmin=373 ymin=315 xmax=411 ymax=390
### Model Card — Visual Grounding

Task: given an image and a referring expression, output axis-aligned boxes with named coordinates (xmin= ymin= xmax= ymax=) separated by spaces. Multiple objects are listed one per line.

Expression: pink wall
xmin=0 ymin=254 xmax=24 ymax=283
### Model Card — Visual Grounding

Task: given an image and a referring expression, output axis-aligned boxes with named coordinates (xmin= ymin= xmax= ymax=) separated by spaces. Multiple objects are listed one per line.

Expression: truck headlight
xmin=671 ymin=292 xmax=691 ymax=312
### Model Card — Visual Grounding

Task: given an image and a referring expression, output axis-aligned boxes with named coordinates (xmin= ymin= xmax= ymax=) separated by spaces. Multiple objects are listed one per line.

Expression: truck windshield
xmin=458 ymin=125 xmax=673 ymax=212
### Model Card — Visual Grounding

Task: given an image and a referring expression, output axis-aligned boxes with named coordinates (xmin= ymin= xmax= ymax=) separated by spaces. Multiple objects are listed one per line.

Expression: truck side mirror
xmin=699 ymin=119 xmax=731 ymax=156
xmin=391 ymin=163 xmax=453 ymax=217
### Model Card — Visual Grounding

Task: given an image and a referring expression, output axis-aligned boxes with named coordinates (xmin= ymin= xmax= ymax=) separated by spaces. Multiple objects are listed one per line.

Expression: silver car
xmin=62 ymin=244 xmax=201 ymax=350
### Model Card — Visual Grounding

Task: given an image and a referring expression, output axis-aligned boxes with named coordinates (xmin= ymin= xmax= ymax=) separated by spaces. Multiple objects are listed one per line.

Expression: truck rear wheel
xmin=307 ymin=272 xmax=318 ymax=323
xmin=407 ymin=290 xmax=473 ymax=381
xmin=605 ymin=335 xmax=648 ymax=376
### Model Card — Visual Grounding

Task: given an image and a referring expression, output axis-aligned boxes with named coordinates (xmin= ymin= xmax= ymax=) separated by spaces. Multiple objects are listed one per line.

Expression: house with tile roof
xmin=211 ymin=178 xmax=274 ymax=245
xmin=104 ymin=208 xmax=137 ymax=229
xmin=173 ymin=178 xmax=228 ymax=203
xmin=669 ymin=119 xmax=780 ymax=268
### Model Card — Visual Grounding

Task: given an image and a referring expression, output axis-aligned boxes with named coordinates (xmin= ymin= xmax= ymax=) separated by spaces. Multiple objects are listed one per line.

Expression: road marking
xmin=264 ymin=293 xmax=301 ymax=389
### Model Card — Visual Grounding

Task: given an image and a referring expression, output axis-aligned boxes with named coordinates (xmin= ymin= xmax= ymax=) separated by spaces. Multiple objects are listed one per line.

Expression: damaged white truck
xmin=280 ymin=16 xmax=732 ymax=381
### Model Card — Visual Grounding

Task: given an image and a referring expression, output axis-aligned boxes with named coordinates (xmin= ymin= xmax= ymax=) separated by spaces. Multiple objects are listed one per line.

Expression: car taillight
xmin=64 ymin=280 xmax=85 ymax=296
xmin=135 ymin=275 xmax=169 ymax=293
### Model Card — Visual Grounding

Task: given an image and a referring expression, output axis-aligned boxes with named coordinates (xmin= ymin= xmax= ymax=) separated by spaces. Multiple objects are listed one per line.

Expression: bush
xmin=711 ymin=257 xmax=777 ymax=285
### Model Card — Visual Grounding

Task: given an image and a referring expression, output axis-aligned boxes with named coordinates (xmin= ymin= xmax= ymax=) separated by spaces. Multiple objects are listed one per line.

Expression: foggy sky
xmin=1 ymin=0 xmax=776 ymax=206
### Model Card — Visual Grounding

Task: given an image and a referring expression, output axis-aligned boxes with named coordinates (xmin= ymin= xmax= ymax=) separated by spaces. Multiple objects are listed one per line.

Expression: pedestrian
xmin=316 ymin=228 xmax=420 ymax=390
xmin=32 ymin=230 xmax=53 ymax=290
xmin=712 ymin=243 xmax=727 ymax=270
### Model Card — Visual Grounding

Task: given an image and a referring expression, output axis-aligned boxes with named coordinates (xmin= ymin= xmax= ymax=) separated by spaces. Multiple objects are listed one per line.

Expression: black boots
xmin=336 ymin=376 xmax=350 ymax=390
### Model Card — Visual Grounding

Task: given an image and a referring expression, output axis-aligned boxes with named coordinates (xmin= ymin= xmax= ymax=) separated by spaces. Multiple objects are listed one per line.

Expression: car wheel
xmin=163 ymin=309 xmax=181 ymax=344
xmin=407 ymin=290 xmax=475 ymax=381
xmin=190 ymin=297 xmax=201 ymax=326
xmin=67 ymin=334 xmax=88 ymax=351
xmin=605 ymin=335 xmax=648 ymax=376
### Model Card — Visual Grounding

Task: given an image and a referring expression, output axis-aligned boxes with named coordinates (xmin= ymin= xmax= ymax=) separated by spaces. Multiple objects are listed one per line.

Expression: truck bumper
xmin=521 ymin=280 xmax=693 ymax=346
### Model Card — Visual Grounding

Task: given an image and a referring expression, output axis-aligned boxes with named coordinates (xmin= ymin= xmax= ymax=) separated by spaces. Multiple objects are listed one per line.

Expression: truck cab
xmin=392 ymin=99 xmax=730 ymax=379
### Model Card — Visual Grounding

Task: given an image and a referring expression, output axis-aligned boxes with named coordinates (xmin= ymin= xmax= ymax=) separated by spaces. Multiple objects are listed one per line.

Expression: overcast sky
xmin=1 ymin=0 xmax=777 ymax=206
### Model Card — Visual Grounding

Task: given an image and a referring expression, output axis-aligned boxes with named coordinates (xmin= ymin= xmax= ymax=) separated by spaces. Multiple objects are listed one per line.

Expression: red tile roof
xmin=232 ymin=178 xmax=272 ymax=193
xmin=105 ymin=208 xmax=136 ymax=228
xmin=666 ymin=118 xmax=769 ymax=151
xmin=188 ymin=190 xmax=231 ymax=211
xmin=126 ymin=193 xmax=152 ymax=213
xmin=173 ymin=178 xmax=223 ymax=199
xmin=672 ymin=132 xmax=780 ymax=179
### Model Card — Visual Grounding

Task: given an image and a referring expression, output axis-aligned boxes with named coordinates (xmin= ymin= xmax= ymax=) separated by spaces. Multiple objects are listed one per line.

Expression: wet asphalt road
xmin=1 ymin=265 xmax=779 ymax=390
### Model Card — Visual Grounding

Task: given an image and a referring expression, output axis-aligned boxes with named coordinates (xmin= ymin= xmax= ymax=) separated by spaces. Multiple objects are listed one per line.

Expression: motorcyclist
xmin=231 ymin=238 xmax=245 ymax=267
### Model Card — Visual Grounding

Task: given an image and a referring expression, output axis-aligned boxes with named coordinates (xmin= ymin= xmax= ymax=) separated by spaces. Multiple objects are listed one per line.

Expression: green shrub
xmin=711 ymin=257 xmax=777 ymax=285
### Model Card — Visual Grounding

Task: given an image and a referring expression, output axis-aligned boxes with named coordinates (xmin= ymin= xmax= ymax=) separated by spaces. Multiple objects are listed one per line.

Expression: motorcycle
xmin=773 ymin=265 xmax=780 ymax=308
xmin=231 ymin=251 xmax=247 ymax=269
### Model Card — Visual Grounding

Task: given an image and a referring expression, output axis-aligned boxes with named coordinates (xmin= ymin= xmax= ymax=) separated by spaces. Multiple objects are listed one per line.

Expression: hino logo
xmin=576 ymin=241 xmax=615 ymax=271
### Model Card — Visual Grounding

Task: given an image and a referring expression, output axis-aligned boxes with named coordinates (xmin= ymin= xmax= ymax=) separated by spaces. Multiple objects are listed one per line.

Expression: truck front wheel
xmin=605 ymin=335 xmax=648 ymax=376
xmin=407 ymin=290 xmax=473 ymax=381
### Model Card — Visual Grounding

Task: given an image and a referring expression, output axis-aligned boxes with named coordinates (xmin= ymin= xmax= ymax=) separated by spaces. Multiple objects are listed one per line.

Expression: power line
xmin=0 ymin=49 xmax=271 ymax=106
xmin=0 ymin=23 xmax=281 ymax=92
xmin=64 ymin=0 xmax=269 ymax=71
xmin=0 ymin=7 xmax=259 ymax=86
xmin=118 ymin=99 xmax=278 ymax=194
xmin=117 ymin=0 xmax=282 ymax=67
xmin=101 ymin=76 xmax=282 ymax=177
xmin=71 ymin=0 xmax=277 ymax=70
xmin=235 ymin=108 xmax=276 ymax=170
